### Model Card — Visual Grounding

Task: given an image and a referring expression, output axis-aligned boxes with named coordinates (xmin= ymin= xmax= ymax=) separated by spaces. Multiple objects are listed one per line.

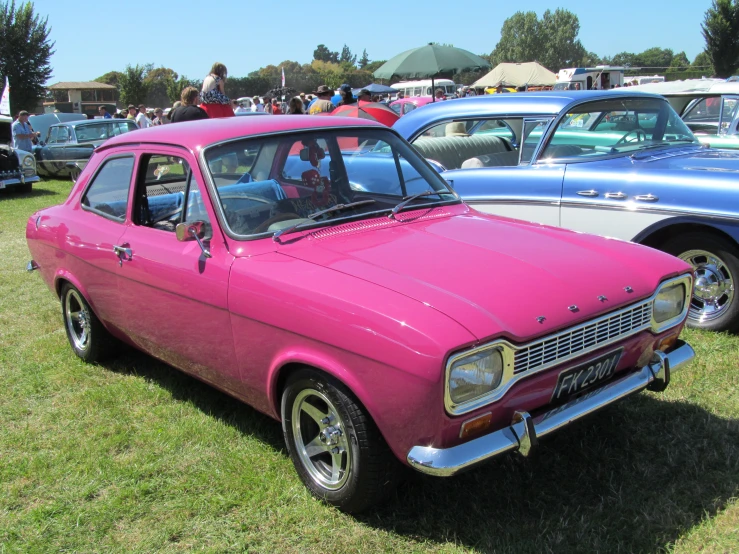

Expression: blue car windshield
xmin=203 ymin=128 xmax=457 ymax=238
xmin=542 ymin=97 xmax=699 ymax=160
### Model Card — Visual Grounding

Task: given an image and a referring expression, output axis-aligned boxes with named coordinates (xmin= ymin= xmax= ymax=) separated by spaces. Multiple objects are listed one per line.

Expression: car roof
xmin=393 ymin=90 xmax=665 ymax=133
xmin=98 ymin=115 xmax=385 ymax=153
xmin=54 ymin=119 xmax=136 ymax=128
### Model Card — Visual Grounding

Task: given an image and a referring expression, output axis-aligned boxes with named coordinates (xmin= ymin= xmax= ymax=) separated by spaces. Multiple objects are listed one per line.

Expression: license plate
xmin=551 ymin=349 xmax=623 ymax=403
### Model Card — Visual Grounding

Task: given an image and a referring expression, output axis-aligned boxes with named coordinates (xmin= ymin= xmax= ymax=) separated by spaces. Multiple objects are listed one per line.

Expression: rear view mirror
xmin=176 ymin=221 xmax=211 ymax=258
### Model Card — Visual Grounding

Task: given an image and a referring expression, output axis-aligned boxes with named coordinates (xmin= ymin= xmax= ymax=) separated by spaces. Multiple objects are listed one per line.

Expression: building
xmin=45 ymin=82 xmax=118 ymax=118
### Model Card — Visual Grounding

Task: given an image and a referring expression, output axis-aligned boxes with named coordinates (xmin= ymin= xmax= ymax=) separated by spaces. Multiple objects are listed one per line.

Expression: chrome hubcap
xmin=64 ymin=290 xmax=90 ymax=350
xmin=291 ymin=389 xmax=350 ymax=490
xmin=679 ymin=249 xmax=735 ymax=323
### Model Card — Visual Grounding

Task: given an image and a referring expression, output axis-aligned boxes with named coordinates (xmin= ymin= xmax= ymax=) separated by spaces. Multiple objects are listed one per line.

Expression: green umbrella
xmin=373 ymin=43 xmax=491 ymax=101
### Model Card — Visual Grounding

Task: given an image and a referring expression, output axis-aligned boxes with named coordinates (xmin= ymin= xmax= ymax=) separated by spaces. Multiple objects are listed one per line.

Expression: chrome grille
xmin=513 ymin=300 xmax=653 ymax=375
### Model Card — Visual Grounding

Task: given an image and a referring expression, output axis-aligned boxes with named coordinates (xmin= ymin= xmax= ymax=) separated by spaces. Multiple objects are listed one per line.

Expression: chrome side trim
xmin=409 ymin=341 xmax=695 ymax=476
xmin=464 ymin=198 xmax=560 ymax=206
xmin=26 ymin=260 xmax=38 ymax=272
xmin=560 ymin=200 xmax=739 ymax=224
xmin=444 ymin=275 xmax=692 ymax=416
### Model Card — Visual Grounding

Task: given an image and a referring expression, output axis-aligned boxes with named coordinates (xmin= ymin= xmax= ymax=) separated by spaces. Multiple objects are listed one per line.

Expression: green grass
xmin=1 ymin=180 xmax=738 ymax=553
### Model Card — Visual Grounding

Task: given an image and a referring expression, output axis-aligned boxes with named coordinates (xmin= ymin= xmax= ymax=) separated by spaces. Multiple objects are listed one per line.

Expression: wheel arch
xmin=632 ymin=216 xmax=739 ymax=251
xmin=269 ymin=355 xmax=377 ymax=426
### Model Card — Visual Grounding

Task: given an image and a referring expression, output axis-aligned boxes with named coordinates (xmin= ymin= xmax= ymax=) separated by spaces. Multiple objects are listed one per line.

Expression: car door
xmin=38 ymin=126 xmax=65 ymax=177
xmin=71 ymin=153 xmax=135 ymax=330
xmin=114 ymin=148 xmax=242 ymax=392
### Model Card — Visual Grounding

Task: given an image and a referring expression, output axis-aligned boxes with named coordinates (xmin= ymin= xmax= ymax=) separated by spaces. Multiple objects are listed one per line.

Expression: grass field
xmin=1 ymin=180 xmax=737 ymax=553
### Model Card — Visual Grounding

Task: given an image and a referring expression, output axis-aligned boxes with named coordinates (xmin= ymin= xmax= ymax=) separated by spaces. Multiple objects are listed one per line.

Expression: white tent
xmin=473 ymin=62 xmax=556 ymax=88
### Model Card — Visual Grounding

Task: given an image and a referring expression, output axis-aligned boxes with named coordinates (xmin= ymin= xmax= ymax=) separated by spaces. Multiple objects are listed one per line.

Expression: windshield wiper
xmin=388 ymin=190 xmax=457 ymax=220
xmin=273 ymin=200 xmax=376 ymax=242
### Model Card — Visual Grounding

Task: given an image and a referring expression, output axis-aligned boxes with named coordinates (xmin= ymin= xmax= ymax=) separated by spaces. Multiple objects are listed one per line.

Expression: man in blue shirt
xmin=11 ymin=111 xmax=37 ymax=151
xmin=98 ymin=106 xmax=112 ymax=119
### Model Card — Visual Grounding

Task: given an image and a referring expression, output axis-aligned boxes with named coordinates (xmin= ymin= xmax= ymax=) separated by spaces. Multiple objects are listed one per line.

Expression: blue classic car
xmin=34 ymin=118 xmax=138 ymax=181
xmin=393 ymin=91 xmax=739 ymax=332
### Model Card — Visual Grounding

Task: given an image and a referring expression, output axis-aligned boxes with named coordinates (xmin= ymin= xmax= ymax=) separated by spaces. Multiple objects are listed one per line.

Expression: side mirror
xmin=176 ymin=221 xmax=211 ymax=258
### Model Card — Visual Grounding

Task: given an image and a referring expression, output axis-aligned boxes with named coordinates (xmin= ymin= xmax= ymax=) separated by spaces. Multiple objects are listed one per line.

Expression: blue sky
xmin=34 ymin=0 xmax=711 ymax=83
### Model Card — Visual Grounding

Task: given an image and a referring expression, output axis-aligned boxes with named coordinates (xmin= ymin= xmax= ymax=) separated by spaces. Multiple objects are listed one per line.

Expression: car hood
xmin=278 ymin=206 xmax=689 ymax=343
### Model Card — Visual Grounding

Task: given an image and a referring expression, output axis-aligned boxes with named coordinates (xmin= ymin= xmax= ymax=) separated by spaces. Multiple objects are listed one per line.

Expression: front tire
xmin=60 ymin=283 xmax=114 ymax=362
xmin=663 ymin=233 xmax=739 ymax=332
xmin=281 ymin=369 xmax=402 ymax=513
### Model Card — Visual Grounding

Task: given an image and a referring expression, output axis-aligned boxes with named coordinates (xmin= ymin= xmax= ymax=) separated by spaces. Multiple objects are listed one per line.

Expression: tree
xmin=489 ymin=9 xmax=585 ymax=72
xmin=310 ymin=60 xmax=344 ymax=90
xmin=94 ymin=71 xmax=123 ymax=89
xmin=144 ymin=67 xmax=179 ymax=108
xmin=118 ymin=64 xmax=151 ymax=106
xmin=538 ymin=9 xmax=587 ymax=71
xmin=702 ymin=0 xmax=739 ymax=77
xmin=358 ymin=49 xmax=370 ymax=69
xmin=633 ymin=47 xmax=674 ymax=69
xmin=313 ymin=44 xmax=339 ymax=63
xmin=490 ymin=11 xmax=540 ymax=66
xmin=364 ymin=60 xmax=386 ymax=74
xmin=692 ymin=51 xmax=715 ymax=74
xmin=669 ymin=51 xmax=690 ymax=71
xmin=0 ymin=1 xmax=54 ymax=113
xmin=339 ymin=44 xmax=356 ymax=66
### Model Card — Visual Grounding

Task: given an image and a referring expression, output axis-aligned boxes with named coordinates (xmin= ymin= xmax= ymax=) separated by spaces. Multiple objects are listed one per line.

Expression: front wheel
xmin=281 ymin=369 xmax=402 ymax=513
xmin=60 ymin=283 xmax=115 ymax=362
xmin=663 ymin=233 xmax=739 ymax=332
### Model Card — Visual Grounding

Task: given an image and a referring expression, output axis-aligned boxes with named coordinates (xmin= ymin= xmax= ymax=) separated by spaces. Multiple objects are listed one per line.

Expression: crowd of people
xmin=99 ymin=62 xmax=405 ymax=127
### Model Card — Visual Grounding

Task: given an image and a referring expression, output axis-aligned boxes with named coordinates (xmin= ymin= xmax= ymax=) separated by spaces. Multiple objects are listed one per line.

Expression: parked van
xmin=392 ymin=79 xmax=456 ymax=98
xmin=554 ymin=66 xmax=626 ymax=90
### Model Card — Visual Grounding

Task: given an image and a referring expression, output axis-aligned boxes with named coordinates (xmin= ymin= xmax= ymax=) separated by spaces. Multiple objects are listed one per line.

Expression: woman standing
xmin=286 ymin=96 xmax=305 ymax=114
xmin=200 ymin=62 xmax=234 ymax=118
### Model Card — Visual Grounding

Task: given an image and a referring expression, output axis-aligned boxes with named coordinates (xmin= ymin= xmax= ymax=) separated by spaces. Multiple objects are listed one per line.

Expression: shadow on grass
xmin=100 ymin=348 xmax=738 ymax=552
xmin=0 ymin=185 xmax=61 ymax=202
xmin=102 ymin=348 xmax=285 ymax=452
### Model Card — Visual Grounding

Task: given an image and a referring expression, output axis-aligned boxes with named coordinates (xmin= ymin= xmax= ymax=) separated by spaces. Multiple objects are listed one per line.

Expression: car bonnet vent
xmin=309 ymin=208 xmax=452 ymax=240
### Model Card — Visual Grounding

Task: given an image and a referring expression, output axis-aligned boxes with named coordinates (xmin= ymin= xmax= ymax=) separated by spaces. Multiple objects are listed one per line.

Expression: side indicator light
xmin=459 ymin=412 xmax=493 ymax=440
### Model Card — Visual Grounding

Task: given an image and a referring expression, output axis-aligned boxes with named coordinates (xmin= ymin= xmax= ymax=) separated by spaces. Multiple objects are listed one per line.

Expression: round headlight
xmin=654 ymin=283 xmax=686 ymax=323
xmin=448 ymin=348 xmax=504 ymax=405
xmin=23 ymin=155 xmax=34 ymax=167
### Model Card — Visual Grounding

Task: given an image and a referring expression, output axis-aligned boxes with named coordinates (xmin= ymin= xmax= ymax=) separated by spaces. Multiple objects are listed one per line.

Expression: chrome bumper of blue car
xmin=407 ymin=340 xmax=695 ymax=476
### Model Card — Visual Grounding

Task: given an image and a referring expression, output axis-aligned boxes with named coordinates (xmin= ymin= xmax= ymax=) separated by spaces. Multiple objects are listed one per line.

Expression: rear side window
xmin=81 ymin=156 xmax=134 ymax=221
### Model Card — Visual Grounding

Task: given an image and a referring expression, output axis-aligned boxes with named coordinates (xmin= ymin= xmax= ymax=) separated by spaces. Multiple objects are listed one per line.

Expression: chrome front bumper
xmin=407 ymin=340 xmax=695 ymax=476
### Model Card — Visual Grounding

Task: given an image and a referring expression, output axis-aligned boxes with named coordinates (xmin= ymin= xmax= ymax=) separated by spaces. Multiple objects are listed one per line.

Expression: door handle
xmin=113 ymin=244 xmax=132 ymax=266
xmin=604 ymin=192 xmax=627 ymax=199
xmin=576 ymin=190 xmax=599 ymax=197
xmin=634 ymin=194 xmax=659 ymax=202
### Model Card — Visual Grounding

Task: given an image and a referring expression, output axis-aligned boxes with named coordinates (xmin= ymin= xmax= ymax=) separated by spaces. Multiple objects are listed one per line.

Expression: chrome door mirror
xmin=176 ymin=221 xmax=211 ymax=258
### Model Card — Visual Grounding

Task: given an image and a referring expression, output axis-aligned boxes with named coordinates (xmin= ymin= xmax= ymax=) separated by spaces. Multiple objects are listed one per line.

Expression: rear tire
xmin=281 ymin=369 xmax=403 ymax=513
xmin=60 ymin=283 xmax=114 ymax=362
xmin=663 ymin=232 xmax=739 ymax=332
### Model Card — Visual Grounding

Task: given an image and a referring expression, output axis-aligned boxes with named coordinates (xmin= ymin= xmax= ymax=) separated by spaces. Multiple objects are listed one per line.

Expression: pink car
xmin=26 ymin=116 xmax=695 ymax=513
xmin=389 ymin=97 xmax=436 ymax=116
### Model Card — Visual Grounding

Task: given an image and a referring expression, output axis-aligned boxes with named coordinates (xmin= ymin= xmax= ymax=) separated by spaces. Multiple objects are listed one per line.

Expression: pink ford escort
xmin=26 ymin=116 xmax=695 ymax=513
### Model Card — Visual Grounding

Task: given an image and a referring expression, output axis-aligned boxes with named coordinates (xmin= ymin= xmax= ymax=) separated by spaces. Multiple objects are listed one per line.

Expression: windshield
xmin=541 ymin=97 xmax=698 ymax=160
xmin=203 ymin=128 xmax=457 ymax=238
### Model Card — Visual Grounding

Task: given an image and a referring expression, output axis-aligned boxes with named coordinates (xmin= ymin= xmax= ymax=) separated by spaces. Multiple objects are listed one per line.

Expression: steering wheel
xmin=252 ymin=212 xmax=301 ymax=234
xmin=616 ymin=129 xmax=647 ymax=145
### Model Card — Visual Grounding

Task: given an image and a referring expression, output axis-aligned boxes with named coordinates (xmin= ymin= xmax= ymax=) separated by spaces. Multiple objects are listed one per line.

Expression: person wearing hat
xmin=338 ymin=83 xmax=356 ymax=106
xmin=11 ymin=111 xmax=39 ymax=151
xmin=357 ymin=88 xmax=372 ymax=103
xmin=126 ymin=105 xmax=137 ymax=120
xmin=308 ymin=85 xmax=335 ymax=114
